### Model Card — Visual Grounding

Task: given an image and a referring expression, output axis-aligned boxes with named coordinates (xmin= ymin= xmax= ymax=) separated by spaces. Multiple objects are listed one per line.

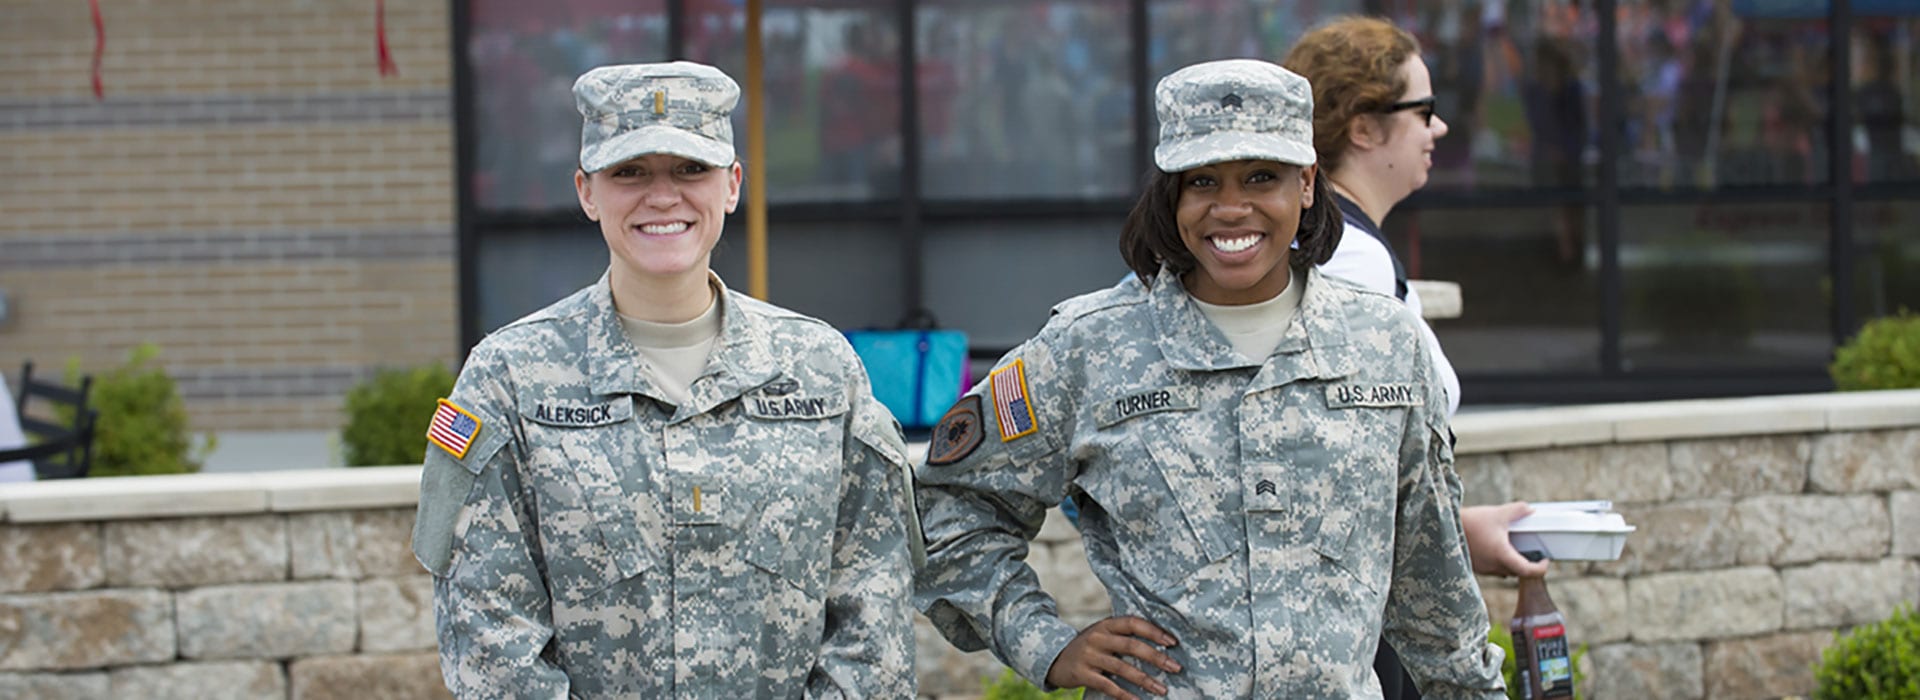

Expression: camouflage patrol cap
xmin=574 ymin=61 xmax=739 ymax=173
xmin=1153 ymin=59 xmax=1316 ymax=172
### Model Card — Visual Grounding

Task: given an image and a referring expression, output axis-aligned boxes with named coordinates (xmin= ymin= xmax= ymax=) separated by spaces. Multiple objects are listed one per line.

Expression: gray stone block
xmin=105 ymin=515 xmax=287 ymax=588
xmin=1627 ymin=568 xmax=1781 ymax=641
xmin=1589 ymin=500 xmax=1739 ymax=576
xmin=1782 ymin=559 xmax=1919 ymax=629
xmin=1735 ymin=494 xmax=1890 ymax=566
xmin=1587 ymin=642 xmax=1703 ymax=700
xmin=1809 ymin=428 xmax=1920 ymax=493
xmin=1508 ymin=443 xmax=1671 ymax=506
xmin=177 ymin=582 xmax=356 ymax=660
xmin=1704 ymin=631 xmax=1831 ymax=700
xmin=1893 ymin=491 xmax=1920 ymax=558
xmin=0 ymin=524 xmax=103 ymax=593
xmin=108 ymin=661 xmax=285 ymax=700
xmin=0 ymin=590 xmax=174 ymax=670
xmin=1666 ymin=435 xmax=1810 ymax=499
xmin=1454 ymin=453 xmax=1512 ymax=508
xmin=357 ymin=576 xmax=435 ymax=653
xmin=1551 ymin=577 xmax=1631 ymax=646
xmin=0 ymin=671 xmax=110 ymax=700
xmin=290 ymin=509 xmax=419 ymax=581
xmin=289 ymin=652 xmax=450 ymax=700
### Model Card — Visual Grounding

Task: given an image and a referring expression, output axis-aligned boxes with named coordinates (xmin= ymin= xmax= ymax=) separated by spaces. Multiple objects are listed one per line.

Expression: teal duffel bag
xmin=845 ymin=320 xmax=969 ymax=429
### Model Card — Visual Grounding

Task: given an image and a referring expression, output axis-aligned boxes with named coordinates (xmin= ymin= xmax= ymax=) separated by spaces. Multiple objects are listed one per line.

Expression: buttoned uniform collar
xmin=584 ymin=270 xmax=780 ymax=420
xmin=1145 ymin=265 xmax=1357 ymax=387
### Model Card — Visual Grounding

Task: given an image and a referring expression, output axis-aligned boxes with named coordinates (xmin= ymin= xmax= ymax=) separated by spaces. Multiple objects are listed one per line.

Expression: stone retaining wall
xmin=3 ymin=391 xmax=1916 ymax=699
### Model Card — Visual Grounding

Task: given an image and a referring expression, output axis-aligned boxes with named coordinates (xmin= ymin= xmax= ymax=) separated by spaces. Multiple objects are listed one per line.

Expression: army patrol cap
xmin=1153 ymin=59 xmax=1316 ymax=173
xmin=574 ymin=61 xmax=739 ymax=173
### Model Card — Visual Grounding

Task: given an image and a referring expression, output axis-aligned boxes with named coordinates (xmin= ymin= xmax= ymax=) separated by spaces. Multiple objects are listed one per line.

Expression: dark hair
xmin=1119 ymin=166 xmax=1343 ymax=283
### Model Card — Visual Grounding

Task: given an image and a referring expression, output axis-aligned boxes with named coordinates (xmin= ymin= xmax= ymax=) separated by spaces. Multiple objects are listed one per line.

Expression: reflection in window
xmin=1616 ymin=0 xmax=1830 ymax=189
xmin=1852 ymin=17 xmax=1919 ymax=183
xmin=1368 ymin=1 xmax=1602 ymax=192
xmin=1619 ymin=202 xmax=1831 ymax=370
xmin=1148 ymin=0 xmax=1360 ymax=81
xmin=1853 ymin=200 xmax=1920 ymax=319
xmin=685 ymin=3 xmax=905 ymax=202
xmin=1383 ymin=206 xmax=1601 ymax=375
xmin=468 ymin=0 xmax=668 ymax=212
xmin=916 ymin=0 xmax=1133 ymax=199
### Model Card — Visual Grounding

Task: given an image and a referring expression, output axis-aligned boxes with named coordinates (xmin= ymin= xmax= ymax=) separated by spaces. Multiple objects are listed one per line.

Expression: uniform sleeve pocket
xmin=412 ymin=450 xmax=484 ymax=577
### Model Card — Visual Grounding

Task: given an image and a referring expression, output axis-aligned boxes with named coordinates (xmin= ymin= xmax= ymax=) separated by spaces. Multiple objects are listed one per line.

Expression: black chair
xmin=2 ymin=360 xmax=98 ymax=480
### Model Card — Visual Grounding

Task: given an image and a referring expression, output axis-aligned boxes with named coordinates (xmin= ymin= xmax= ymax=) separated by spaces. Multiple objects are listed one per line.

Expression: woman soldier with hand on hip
xmin=412 ymin=61 xmax=919 ymax=699
xmin=913 ymin=59 xmax=1505 ymax=699
xmin=1283 ymin=19 xmax=1553 ymax=698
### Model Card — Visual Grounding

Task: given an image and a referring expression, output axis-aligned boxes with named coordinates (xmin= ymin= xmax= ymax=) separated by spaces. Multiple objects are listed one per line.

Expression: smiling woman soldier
xmin=411 ymin=61 xmax=919 ymax=699
xmin=912 ymin=59 xmax=1505 ymax=699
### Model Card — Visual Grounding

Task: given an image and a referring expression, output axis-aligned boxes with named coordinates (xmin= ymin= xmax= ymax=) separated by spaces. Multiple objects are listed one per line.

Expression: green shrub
xmin=1831 ymin=311 xmax=1920 ymax=391
xmin=1813 ymin=604 xmax=1920 ymax=700
xmin=65 ymin=344 xmax=213 ymax=477
xmin=341 ymin=364 xmax=457 ymax=467
xmin=982 ymin=669 xmax=1084 ymax=700
xmin=1489 ymin=623 xmax=1587 ymax=700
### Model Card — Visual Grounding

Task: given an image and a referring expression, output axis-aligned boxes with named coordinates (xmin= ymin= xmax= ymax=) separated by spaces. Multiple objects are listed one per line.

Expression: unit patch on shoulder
xmin=989 ymin=359 xmax=1039 ymax=442
xmin=1325 ymin=382 xmax=1422 ymax=409
xmin=927 ymin=395 xmax=984 ymax=466
xmin=427 ymin=398 xmax=482 ymax=459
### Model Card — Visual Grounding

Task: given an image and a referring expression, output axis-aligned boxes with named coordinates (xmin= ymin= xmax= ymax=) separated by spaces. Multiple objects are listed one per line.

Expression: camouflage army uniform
xmin=413 ymin=273 xmax=918 ymax=699
xmin=914 ymin=266 xmax=1506 ymax=699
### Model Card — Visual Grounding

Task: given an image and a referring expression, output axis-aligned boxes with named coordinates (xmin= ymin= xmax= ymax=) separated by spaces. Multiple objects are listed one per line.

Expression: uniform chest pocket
xmin=1081 ymin=418 xmax=1237 ymax=598
xmin=733 ymin=393 xmax=849 ymax=601
xmin=517 ymin=398 xmax=658 ymax=602
xmin=1243 ymin=449 xmax=1394 ymax=596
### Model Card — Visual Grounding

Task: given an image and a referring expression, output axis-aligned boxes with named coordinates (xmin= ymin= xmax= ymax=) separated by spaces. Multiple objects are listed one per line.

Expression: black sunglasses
xmin=1381 ymin=96 xmax=1437 ymax=126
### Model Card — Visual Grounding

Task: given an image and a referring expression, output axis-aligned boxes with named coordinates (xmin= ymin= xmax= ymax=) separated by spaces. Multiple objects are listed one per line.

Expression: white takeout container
xmin=1506 ymin=501 xmax=1636 ymax=561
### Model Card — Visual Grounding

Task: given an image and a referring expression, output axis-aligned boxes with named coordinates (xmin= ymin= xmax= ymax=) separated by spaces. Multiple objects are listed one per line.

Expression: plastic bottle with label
xmin=1509 ymin=574 xmax=1574 ymax=699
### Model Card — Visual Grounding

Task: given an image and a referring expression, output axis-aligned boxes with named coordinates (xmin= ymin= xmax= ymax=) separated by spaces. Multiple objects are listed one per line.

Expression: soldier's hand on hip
xmin=1045 ymin=615 xmax=1181 ymax=699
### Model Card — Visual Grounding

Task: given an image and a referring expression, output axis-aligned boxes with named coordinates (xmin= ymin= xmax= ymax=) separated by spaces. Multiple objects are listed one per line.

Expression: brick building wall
xmin=0 ymin=0 xmax=457 ymax=431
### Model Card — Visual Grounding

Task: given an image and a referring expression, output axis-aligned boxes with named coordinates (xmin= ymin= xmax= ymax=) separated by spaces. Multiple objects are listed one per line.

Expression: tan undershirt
xmin=1191 ymin=272 xmax=1304 ymax=362
xmin=618 ymin=291 xmax=723 ymax=405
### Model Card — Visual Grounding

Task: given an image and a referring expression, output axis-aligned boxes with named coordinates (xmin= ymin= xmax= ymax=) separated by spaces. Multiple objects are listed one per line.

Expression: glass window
xmin=708 ymin=220 xmax=909 ymax=331
xmin=1616 ymin=0 xmax=1831 ymax=189
xmin=1148 ymin=0 xmax=1362 ymax=82
xmin=685 ymin=2 xmax=906 ymax=203
xmin=923 ymin=218 xmax=1130 ymax=351
xmin=1852 ymin=16 xmax=1920 ymax=183
xmin=916 ymin=0 xmax=1134 ymax=200
xmin=1853 ymin=199 xmax=1920 ymax=319
xmin=1619 ymin=201 xmax=1832 ymax=371
xmin=474 ymin=225 xmax=610 ymax=335
xmin=1382 ymin=205 xmax=1602 ymax=375
xmin=468 ymin=0 xmax=669 ymax=213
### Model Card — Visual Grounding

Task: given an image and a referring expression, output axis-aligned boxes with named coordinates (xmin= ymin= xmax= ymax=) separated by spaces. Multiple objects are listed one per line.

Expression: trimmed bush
xmin=982 ymin=669 xmax=1084 ymax=700
xmin=1813 ymin=604 xmax=1920 ymax=700
xmin=1831 ymin=311 xmax=1920 ymax=391
xmin=66 ymin=344 xmax=212 ymax=477
xmin=341 ymin=364 xmax=457 ymax=467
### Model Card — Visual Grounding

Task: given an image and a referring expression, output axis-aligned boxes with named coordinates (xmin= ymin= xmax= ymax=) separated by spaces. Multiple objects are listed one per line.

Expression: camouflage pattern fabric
xmin=1153 ymin=59 xmax=1317 ymax=172
xmin=413 ymin=272 xmax=917 ymax=699
xmin=575 ymin=61 xmax=738 ymax=173
xmin=913 ymin=267 xmax=1506 ymax=699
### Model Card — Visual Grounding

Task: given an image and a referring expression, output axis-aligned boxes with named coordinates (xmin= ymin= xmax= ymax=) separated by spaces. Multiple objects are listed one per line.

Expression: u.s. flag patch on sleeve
xmin=989 ymin=359 xmax=1038 ymax=442
xmin=427 ymin=398 xmax=482 ymax=459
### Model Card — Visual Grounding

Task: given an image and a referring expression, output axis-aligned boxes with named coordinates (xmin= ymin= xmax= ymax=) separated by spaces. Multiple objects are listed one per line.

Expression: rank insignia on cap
xmin=1220 ymin=93 xmax=1243 ymax=108
xmin=653 ymin=89 xmax=666 ymax=114
xmin=989 ymin=359 xmax=1038 ymax=442
xmin=427 ymin=398 xmax=482 ymax=459
xmin=927 ymin=395 xmax=984 ymax=466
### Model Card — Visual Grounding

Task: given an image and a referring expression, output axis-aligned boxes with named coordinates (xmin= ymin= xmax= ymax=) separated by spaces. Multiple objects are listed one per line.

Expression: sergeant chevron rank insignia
xmin=1326 ymin=382 xmax=1421 ymax=408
